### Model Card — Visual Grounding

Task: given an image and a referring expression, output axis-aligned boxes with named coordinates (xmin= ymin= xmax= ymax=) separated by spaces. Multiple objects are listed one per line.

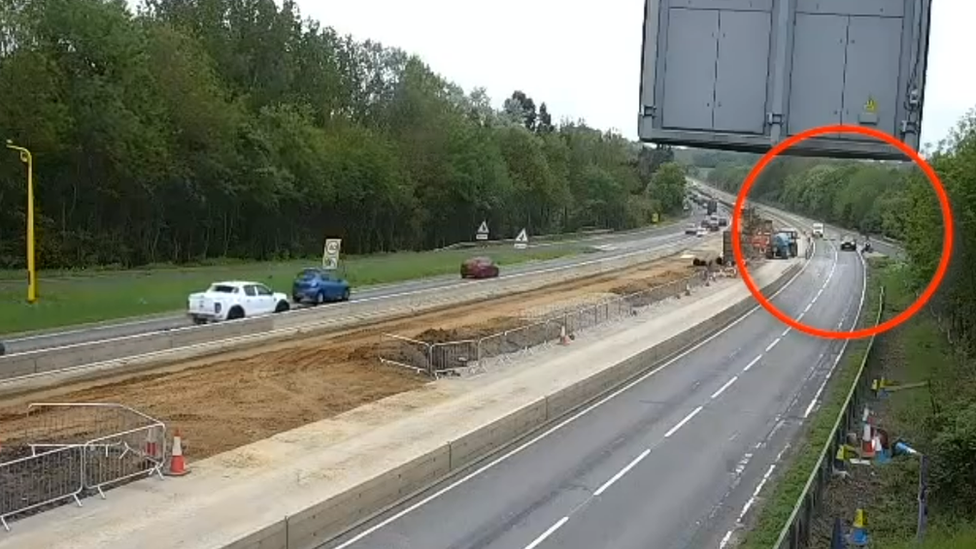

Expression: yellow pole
xmin=6 ymin=140 xmax=37 ymax=303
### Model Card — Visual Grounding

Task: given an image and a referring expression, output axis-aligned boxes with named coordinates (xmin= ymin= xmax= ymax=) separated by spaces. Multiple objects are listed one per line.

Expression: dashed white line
xmin=664 ymin=406 xmax=703 ymax=438
xmin=816 ymin=288 xmax=824 ymax=299
xmin=803 ymin=303 xmax=812 ymax=313
xmin=593 ymin=449 xmax=651 ymax=497
xmin=743 ymin=355 xmax=762 ymax=372
xmin=765 ymin=338 xmax=780 ymax=352
xmin=524 ymin=516 xmax=569 ymax=549
xmin=781 ymin=327 xmax=791 ymax=337
xmin=710 ymin=376 xmax=739 ymax=399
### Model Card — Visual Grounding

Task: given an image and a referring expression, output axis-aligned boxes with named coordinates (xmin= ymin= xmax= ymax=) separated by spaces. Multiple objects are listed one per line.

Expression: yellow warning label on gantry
xmin=864 ymin=96 xmax=878 ymax=113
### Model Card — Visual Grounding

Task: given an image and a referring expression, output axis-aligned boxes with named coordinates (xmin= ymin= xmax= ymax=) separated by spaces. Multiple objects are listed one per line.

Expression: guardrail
xmin=0 ymin=236 xmax=705 ymax=387
xmin=378 ymin=267 xmax=745 ymax=377
xmin=773 ymin=286 xmax=886 ymax=548
xmin=0 ymin=402 xmax=166 ymax=531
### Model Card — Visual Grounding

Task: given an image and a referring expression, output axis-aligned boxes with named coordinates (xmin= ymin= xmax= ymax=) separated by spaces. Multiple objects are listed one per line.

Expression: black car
xmin=840 ymin=236 xmax=857 ymax=251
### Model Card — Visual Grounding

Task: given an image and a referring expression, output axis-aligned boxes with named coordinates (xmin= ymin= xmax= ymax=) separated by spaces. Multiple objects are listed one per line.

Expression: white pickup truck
xmin=187 ymin=280 xmax=291 ymax=324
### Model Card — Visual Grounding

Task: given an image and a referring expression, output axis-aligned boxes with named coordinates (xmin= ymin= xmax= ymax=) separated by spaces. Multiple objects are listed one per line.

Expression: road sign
xmin=323 ymin=238 xmax=342 ymax=269
xmin=514 ymin=228 xmax=528 ymax=250
xmin=638 ymin=0 xmax=932 ymax=161
xmin=476 ymin=220 xmax=489 ymax=241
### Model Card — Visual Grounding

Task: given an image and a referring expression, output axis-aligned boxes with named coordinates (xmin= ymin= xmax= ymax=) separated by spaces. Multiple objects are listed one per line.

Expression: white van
xmin=812 ymin=223 xmax=825 ymax=238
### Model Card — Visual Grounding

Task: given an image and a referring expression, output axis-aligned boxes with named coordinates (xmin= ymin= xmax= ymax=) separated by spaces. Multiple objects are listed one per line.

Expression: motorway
xmin=321 ymin=220 xmax=865 ymax=549
xmin=1 ymin=212 xmax=718 ymax=355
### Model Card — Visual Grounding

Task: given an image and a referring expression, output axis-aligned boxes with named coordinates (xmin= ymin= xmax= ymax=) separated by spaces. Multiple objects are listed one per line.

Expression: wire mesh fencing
xmin=379 ymin=271 xmax=715 ymax=377
xmin=0 ymin=402 xmax=167 ymax=531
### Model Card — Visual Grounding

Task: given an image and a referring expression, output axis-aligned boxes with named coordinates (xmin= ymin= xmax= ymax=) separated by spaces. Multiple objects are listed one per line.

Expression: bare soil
xmin=0 ymin=253 xmax=700 ymax=462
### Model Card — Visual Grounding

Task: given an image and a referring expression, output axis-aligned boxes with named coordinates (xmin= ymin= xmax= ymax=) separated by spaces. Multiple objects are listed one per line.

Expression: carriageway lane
xmin=2 ymin=215 xmax=712 ymax=354
xmin=322 ymin=234 xmax=864 ymax=549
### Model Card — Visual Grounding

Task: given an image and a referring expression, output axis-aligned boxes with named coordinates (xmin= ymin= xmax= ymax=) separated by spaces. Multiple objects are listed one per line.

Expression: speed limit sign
xmin=325 ymin=239 xmax=341 ymax=256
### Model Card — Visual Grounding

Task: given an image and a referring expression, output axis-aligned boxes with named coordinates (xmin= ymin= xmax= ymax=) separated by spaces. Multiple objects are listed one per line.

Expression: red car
xmin=460 ymin=256 xmax=500 ymax=279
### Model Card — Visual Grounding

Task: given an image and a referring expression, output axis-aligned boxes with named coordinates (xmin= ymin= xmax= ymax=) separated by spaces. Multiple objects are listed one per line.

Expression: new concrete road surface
xmin=322 ymin=234 xmax=865 ymax=549
xmin=3 ymin=208 xmax=725 ymax=354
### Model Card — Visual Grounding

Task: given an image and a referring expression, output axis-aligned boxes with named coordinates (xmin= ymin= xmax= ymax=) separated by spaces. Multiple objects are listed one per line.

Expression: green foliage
xmin=0 ymin=0 xmax=678 ymax=270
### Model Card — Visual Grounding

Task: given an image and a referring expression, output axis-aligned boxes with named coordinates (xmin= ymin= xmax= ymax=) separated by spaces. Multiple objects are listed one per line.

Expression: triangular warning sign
xmin=477 ymin=221 xmax=489 ymax=234
xmin=515 ymin=228 xmax=528 ymax=243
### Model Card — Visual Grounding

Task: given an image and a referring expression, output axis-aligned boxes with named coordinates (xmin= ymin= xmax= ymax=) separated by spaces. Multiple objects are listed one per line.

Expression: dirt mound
xmin=610 ymin=268 xmax=696 ymax=296
xmin=413 ymin=316 xmax=526 ymax=343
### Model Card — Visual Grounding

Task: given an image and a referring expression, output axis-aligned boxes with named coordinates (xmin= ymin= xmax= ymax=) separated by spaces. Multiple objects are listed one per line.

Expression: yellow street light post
xmin=6 ymin=139 xmax=37 ymax=303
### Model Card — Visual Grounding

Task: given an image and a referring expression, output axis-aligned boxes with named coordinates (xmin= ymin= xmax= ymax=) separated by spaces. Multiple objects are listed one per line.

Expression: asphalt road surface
xmin=2 ymin=208 xmax=724 ymax=355
xmin=320 ymin=230 xmax=865 ymax=549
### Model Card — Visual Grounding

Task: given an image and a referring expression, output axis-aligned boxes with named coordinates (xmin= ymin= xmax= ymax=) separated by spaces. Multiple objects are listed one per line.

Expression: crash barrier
xmin=379 ymin=271 xmax=720 ymax=376
xmin=214 ymin=261 xmax=803 ymax=549
xmin=0 ymin=236 xmax=703 ymax=388
xmin=772 ymin=286 xmax=886 ymax=549
xmin=0 ymin=402 xmax=166 ymax=531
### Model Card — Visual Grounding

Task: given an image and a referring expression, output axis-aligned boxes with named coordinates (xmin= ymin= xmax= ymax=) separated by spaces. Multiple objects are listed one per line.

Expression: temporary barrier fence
xmin=0 ymin=402 xmax=167 ymax=531
xmin=773 ymin=286 xmax=885 ymax=549
xmin=380 ymin=269 xmax=727 ymax=377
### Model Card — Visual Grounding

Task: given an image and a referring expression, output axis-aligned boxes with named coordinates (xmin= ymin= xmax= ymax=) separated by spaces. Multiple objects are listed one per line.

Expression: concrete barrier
xmin=0 ymin=237 xmax=701 ymax=385
xmin=220 ymin=260 xmax=802 ymax=549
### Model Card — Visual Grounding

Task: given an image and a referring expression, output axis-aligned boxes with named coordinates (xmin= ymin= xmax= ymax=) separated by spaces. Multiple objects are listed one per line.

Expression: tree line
xmin=691 ymin=108 xmax=976 ymax=515
xmin=0 ymin=0 xmax=684 ymax=269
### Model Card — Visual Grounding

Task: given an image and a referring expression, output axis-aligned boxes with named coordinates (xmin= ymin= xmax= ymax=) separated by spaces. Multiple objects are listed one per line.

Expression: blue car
xmin=292 ymin=268 xmax=351 ymax=305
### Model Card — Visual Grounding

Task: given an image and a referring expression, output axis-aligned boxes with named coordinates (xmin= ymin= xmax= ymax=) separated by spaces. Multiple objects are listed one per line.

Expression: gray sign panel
xmin=638 ymin=0 xmax=931 ymax=160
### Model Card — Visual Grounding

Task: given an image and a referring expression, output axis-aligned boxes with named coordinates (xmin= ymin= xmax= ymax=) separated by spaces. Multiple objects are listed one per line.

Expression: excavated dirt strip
xmin=0 ymin=244 xmax=717 ymax=460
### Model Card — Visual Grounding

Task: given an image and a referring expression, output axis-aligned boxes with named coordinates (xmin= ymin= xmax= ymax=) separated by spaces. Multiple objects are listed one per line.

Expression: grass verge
xmin=836 ymin=260 xmax=976 ymax=547
xmin=736 ymin=255 xmax=885 ymax=549
xmin=0 ymin=244 xmax=589 ymax=335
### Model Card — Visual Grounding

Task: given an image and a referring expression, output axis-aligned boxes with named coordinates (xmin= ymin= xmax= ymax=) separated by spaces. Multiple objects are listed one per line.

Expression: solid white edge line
xmin=720 ymin=529 xmax=734 ymax=548
xmin=664 ymin=405 xmax=704 ymax=438
xmin=593 ymin=448 xmax=652 ymax=497
xmin=710 ymin=376 xmax=739 ymax=400
xmin=524 ymin=516 xmax=570 ymax=549
xmin=800 ymin=238 xmax=868 ymax=419
xmin=330 ymin=246 xmax=811 ymax=548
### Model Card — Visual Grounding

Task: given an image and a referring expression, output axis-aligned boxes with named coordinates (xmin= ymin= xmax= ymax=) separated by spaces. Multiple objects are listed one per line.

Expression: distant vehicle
xmin=187 ymin=281 xmax=290 ymax=324
xmin=766 ymin=232 xmax=792 ymax=259
xmin=812 ymin=222 xmax=825 ymax=238
xmin=685 ymin=223 xmax=698 ymax=235
xmin=461 ymin=256 xmax=500 ymax=279
xmin=718 ymin=217 xmax=728 ymax=227
xmin=292 ymin=268 xmax=351 ymax=305
xmin=706 ymin=198 xmax=718 ymax=215
xmin=840 ymin=235 xmax=858 ymax=251
xmin=696 ymin=227 xmax=707 ymax=237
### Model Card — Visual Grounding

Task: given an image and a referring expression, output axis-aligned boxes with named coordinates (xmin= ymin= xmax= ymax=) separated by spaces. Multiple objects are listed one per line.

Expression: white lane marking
xmin=524 ymin=516 xmax=570 ymax=549
xmin=816 ymin=288 xmax=824 ymax=299
xmin=737 ymin=463 xmax=777 ymax=523
xmin=803 ymin=303 xmax=812 ymax=313
xmin=664 ymin=406 xmax=704 ymax=438
xmin=803 ymin=395 xmax=819 ymax=418
xmin=329 ymin=236 xmax=813 ymax=548
xmin=800 ymin=243 xmax=868 ymax=420
xmin=719 ymin=530 xmax=734 ymax=548
xmin=765 ymin=338 xmax=780 ymax=352
xmin=781 ymin=327 xmax=791 ymax=337
xmin=593 ymin=448 xmax=651 ymax=497
xmin=710 ymin=376 xmax=739 ymax=399
xmin=743 ymin=355 xmax=762 ymax=372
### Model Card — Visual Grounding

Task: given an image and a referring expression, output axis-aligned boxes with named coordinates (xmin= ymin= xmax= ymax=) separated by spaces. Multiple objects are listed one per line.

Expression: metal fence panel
xmin=0 ymin=402 xmax=167 ymax=531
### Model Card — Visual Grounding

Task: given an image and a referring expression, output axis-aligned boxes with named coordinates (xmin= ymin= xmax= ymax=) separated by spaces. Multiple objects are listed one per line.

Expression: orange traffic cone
xmin=861 ymin=420 xmax=876 ymax=458
xmin=145 ymin=429 xmax=159 ymax=460
xmin=166 ymin=429 xmax=190 ymax=477
xmin=559 ymin=325 xmax=570 ymax=346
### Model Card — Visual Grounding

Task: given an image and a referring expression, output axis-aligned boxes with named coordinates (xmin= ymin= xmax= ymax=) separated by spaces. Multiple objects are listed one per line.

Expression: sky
xmin=293 ymin=0 xmax=974 ymax=148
